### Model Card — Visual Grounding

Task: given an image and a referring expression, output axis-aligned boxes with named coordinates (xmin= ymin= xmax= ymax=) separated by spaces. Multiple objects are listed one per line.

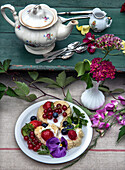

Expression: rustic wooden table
xmin=0 ymin=0 xmax=125 ymax=71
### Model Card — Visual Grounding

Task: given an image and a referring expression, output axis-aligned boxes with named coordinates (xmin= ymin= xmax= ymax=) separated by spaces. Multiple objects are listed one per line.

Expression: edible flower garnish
xmin=46 ymin=137 xmax=68 ymax=158
xmin=76 ymin=25 xmax=90 ymax=35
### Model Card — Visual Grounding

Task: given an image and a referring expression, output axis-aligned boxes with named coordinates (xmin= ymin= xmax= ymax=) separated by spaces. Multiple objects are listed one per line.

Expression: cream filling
xmin=47 ymin=115 xmax=63 ymax=127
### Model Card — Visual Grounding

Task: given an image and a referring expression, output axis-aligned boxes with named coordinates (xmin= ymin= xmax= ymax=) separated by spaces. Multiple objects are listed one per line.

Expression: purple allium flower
xmin=46 ymin=137 xmax=68 ymax=158
xmin=118 ymin=96 xmax=125 ymax=106
xmin=90 ymin=58 xmax=116 ymax=82
xmin=83 ymin=32 xmax=95 ymax=43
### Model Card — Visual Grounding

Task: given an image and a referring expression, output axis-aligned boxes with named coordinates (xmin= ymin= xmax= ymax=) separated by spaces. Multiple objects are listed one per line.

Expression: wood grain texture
xmin=0 ymin=0 xmax=124 ymax=8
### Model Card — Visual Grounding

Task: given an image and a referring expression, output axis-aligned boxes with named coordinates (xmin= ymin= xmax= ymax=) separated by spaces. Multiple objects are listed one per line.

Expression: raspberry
xmin=68 ymin=130 xmax=77 ymax=140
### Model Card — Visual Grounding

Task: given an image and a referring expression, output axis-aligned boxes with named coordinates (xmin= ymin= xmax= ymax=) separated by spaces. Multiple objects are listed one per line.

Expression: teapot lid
xmin=19 ymin=4 xmax=58 ymax=30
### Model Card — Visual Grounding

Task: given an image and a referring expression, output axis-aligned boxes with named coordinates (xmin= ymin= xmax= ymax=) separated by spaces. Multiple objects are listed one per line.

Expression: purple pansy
xmin=118 ymin=96 xmax=125 ymax=106
xmin=46 ymin=137 xmax=68 ymax=158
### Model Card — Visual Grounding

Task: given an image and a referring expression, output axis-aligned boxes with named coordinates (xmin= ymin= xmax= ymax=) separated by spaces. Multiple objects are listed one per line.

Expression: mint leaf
xmin=14 ymin=81 xmax=30 ymax=96
xmin=28 ymin=71 xmax=39 ymax=81
xmin=0 ymin=83 xmax=7 ymax=91
xmin=22 ymin=123 xmax=34 ymax=136
xmin=6 ymin=87 xmax=18 ymax=97
xmin=117 ymin=126 xmax=125 ymax=142
xmin=64 ymin=89 xmax=73 ymax=103
xmin=79 ymin=105 xmax=94 ymax=116
xmin=75 ymin=61 xmax=85 ymax=77
xmin=37 ymin=150 xmax=49 ymax=155
xmin=73 ymin=106 xmax=81 ymax=116
xmin=56 ymin=71 xmax=66 ymax=87
xmin=67 ymin=117 xmax=72 ymax=124
xmin=3 ymin=59 xmax=11 ymax=71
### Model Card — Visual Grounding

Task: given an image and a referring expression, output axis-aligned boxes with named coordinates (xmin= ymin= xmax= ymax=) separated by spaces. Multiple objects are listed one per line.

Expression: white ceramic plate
xmin=15 ymin=99 xmax=93 ymax=164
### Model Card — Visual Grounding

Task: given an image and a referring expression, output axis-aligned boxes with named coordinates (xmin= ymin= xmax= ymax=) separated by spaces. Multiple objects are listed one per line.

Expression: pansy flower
xmin=120 ymin=3 xmax=125 ymax=12
xmin=46 ymin=137 xmax=68 ymax=158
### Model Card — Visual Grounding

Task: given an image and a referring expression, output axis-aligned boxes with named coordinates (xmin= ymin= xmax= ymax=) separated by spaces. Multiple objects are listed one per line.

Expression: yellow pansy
xmin=121 ymin=40 xmax=125 ymax=54
xmin=76 ymin=25 xmax=90 ymax=35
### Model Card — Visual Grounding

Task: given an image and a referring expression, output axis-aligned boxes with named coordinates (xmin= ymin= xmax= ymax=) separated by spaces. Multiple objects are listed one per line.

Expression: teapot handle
xmin=1 ymin=4 xmax=18 ymax=27
xmin=106 ymin=17 xmax=112 ymax=28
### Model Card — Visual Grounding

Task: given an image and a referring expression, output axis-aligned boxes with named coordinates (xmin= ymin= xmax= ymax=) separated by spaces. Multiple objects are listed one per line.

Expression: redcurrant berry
xmin=24 ymin=136 xmax=29 ymax=141
xmin=56 ymin=104 xmax=62 ymax=108
xmin=53 ymin=118 xmax=58 ymax=123
xmin=62 ymin=105 xmax=67 ymax=111
xmin=48 ymin=112 xmax=53 ymax=116
xmin=63 ymin=112 xmax=67 ymax=117
xmin=48 ymin=115 xmax=52 ymax=120
xmin=43 ymin=114 xmax=47 ymax=119
xmin=28 ymin=144 xmax=33 ymax=149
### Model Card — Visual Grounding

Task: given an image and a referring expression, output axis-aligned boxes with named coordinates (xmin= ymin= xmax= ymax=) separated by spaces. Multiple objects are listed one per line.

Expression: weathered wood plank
xmin=0 ymin=7 xmax=125 ymax=36
xmin=0 ymin=0 xmax=124 ymax=8
xmin=0 ymin=33 xmax=125 ymax=71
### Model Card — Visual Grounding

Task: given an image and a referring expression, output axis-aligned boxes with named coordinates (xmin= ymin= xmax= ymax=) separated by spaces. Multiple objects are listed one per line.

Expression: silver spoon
xmin=48 ymin=51 xmax=74 ymax=63
xmin=43 ymin=41 xmax=80 ymax=58
xmin=36 ymin=51 xmax=74 ymax=63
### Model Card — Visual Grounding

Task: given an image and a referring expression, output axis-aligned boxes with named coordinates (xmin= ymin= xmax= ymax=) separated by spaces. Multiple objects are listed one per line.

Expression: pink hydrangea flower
xmin=90 ymin=58 xmax=116 ymax=82
xmin=118 ymin=96 xmax=125 ymax=105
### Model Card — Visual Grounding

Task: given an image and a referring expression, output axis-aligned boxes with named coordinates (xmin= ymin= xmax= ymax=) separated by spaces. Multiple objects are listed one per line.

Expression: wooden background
xmin=0 ymin=0 xmax=125 ymax=71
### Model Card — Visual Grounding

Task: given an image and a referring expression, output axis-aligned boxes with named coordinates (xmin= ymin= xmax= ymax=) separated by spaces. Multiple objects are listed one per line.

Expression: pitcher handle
xmin=106 ymin=17 xmax=112 ymax=28
xmin=1 ymin=4 xmax=18 ymax=27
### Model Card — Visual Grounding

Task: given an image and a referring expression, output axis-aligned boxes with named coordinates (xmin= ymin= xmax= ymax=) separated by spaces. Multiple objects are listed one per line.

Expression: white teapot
xmin=89 ymin=8 xmax=112 ymax=32
xmin=1 ymin=4 xmax=78 ymax=55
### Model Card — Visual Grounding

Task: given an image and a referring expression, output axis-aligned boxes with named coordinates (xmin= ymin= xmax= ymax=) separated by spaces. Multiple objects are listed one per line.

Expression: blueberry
xmin=30 ymin=116 xmax=37 ymax=121
xmin=42 ymin=123 xmax=48 ymax=128
xmin=63 ymin=121 xmax=68 ymax=127
xmin=67 ymin=125 xmax=74 ymax=129
xmin=53 ymin=112 xmax=58 ymax=118
xmin=61 ymin=128 xmax=68 ymax=135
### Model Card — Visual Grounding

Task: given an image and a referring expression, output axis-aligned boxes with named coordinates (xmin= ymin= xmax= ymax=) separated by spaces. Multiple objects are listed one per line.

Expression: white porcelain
xmin=81 ymin=81 xmax=105 ymax=110
xmin=15 ymin=99 xmax=93 ymax=164
xmin=89 ymin=8 xmax=112 ymax=32
xmin=1 ymin=4 xmax=78 ymax=55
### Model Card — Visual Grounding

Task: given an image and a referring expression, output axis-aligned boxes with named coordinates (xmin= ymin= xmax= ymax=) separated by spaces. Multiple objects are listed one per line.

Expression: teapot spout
xmin=56 ymin=20 xmax=78 ymax=41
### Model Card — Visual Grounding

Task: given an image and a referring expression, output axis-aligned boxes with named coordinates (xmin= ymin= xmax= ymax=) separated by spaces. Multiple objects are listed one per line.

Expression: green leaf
xmin=56 ymin=71 xmax=66 ymax=87
xmin=65 ymin=76 xmax=76 ymax=86
xmin=81 ymin=73 xmax=93 ymax=89
xmin=99 ymin=86 xmax=110 ymax=92
xmin=25 ymin=94 xmax=37 ymax=102
xmin=14 ymin=81 xmax=30 ymax=96
xmin=64 ymin=89 xmax=73 ymax=103
xmin=73 ymin=106 xmax=81 ymax=116
xmin=111 ymin=88 xmax=125 ymax=94
xmin=28 ymin=71 xmax=39 ymax=81
xmin=80 ymin=119 xmax=88 ymax=126
xmin=0 ymin=69 xmax=5 ymax=73
xmin=75 ymin=61 xmax=85 ymax=77
xmin=6 ymin=87 xmax=18 ymax=97
xmin=84 ymin=60 xmax=91 ymax=71
xmin=79 ymin=105 xmax=94 ymax=116
xmin=35 ymin=77 xmax=57 ymax=85
xmin=47 ymin=84 xmax=60 ymax=88
xmin=0 ymin=91 xmax=5 ymax=100
xmin=0 ymin=62 xmax=3 ymax=69
xmin=67 ymin=117 xmax=72 ymax=124
xmin=37 ymin=150 xmax=49 ymax=155
xmin=117 ymin=126 xmax=125 ymax=142
xmin=3 ymin=59 xmax=11 ymax=71
xmin=0 ymin=83 xmax=7 ymax=91
xmin=22 ymin=123 xmax=34 ymax=136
